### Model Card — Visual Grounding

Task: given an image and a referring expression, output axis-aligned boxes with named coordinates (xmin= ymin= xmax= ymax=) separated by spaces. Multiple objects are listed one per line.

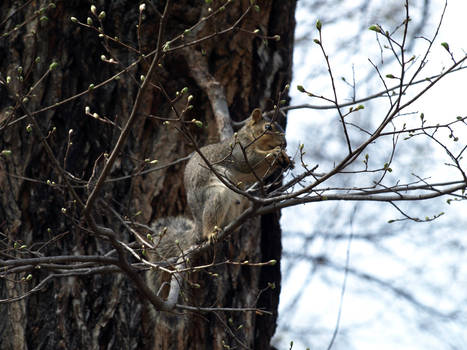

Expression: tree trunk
xmin=0 ymin=1 xmax=296 ymax=349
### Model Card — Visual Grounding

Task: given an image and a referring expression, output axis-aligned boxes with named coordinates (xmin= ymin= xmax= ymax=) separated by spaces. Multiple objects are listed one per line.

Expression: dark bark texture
xmin=0 ymin=1 xmax=296 ymax=349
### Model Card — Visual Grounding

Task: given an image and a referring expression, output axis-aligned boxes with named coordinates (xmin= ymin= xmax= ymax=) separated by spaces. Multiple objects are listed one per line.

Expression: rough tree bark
xmin=0 ymin=1 xmax=296 ymax=349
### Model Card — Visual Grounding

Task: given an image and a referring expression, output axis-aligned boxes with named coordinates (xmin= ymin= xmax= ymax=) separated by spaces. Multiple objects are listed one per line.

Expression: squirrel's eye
xmin=265 ymin=124 xmax=272 ymax=131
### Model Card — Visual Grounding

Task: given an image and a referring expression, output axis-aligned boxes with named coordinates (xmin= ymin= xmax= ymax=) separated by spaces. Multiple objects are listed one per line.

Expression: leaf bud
xmin=316 ymin=19 xmax=322 ymax=31
xmin=368 ymin=25 xmax=381 ymax=33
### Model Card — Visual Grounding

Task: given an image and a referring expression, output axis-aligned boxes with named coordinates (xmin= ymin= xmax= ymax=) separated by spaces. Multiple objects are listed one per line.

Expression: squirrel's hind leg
xmin=201 ymin=185 xmax=248 ymax=242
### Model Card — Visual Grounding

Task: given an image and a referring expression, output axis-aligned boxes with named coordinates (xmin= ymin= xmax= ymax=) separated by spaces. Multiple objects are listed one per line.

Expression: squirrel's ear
xmin=250 ymin=108 xmax=263 ymax=124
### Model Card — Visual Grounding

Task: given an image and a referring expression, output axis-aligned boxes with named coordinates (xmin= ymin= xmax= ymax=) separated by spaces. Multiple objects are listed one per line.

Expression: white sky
xmin=276 ymin=1 xmax=467 ymax=349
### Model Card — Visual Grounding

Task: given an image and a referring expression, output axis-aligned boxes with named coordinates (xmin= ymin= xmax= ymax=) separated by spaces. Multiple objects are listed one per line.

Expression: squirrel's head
xmin=244 ymin=108 xmax=287 ymax=150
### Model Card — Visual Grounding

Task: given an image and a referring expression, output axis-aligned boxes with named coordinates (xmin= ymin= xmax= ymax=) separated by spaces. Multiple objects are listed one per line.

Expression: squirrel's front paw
xmin=207 ymin=226 xmax=221 ymax=244
xmin=266 ymin=147 xmax=293 ymax=169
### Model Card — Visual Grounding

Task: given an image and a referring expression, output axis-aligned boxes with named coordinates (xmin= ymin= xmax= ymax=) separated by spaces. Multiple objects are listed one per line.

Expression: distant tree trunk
xmin=0 ymin=1 xmax=296 ymax=349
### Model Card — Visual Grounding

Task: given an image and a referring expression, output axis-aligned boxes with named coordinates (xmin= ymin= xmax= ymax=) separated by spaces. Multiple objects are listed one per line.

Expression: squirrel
xmin=141 ymin=108 xmax=291 ymax=302
xmin=145 ymin=108 xmax=291 ymax=263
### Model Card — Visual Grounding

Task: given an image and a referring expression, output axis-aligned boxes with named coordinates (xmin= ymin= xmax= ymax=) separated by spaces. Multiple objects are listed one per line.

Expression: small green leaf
xmin=297 ymin=85 xmax=305 ymax=93
xmin=441 ymin=42 xmax=450 ymax=52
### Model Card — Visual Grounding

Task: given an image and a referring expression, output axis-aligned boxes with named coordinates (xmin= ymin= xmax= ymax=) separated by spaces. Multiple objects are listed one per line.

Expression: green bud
xmin=369 ymin=25 xmax=381 ymax=33
xmin=98 ymin=11 xmax=106 ymax=20
xmin=385 ymin=74 xmax=395 ymax=79
xmin=313 ymin=38 xmax=320 ymax=44
xmin=1 ymin=149 xmax=12 ymax=156
xmin=253 ymin=29 xmax=260 ymax=34
xmin=40 ymin=16 xmax=49 ymax=22
xmin=88 ymin=83 xmax=95 ymax=90
xmin=26 ymin=124 xmax=32 ymax=133
xmin=441 ymin=42 xmax=449 ymax=51
xmin=316 ymin=19 xmax=322 ymax=31
xmin=181 ymin=87 xmax=189 ymax=94
xmin=91 ymin=5 xmax=97 ymax=15
xmin=70 ymin=16 xmax=78 ymax=23
xmin=273 ymin=35 xmax=280 ymax=41
xmin=49 ymin=61 xmax=58 ymax=70
xmin=87 ymin=17 xmax=93 ymax=25
xmin=297 ymin=85 xmax=305 ymax=92
xmin=254 ymin=5 xmax=260 ymax=12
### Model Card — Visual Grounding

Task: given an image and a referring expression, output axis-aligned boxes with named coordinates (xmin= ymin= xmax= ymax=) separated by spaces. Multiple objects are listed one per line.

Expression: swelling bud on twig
xmin=70 ymin=16 xmax=78 ymax=23
xmin=441 ymin=42 xmax=450 ymax=52
xmin=316 ymin=19 xmax=322 ymax=31
xmin=49 ymin=61 xmax=58 ymax=70
xmin=368 ymin=25 xmax=381 ymax=33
